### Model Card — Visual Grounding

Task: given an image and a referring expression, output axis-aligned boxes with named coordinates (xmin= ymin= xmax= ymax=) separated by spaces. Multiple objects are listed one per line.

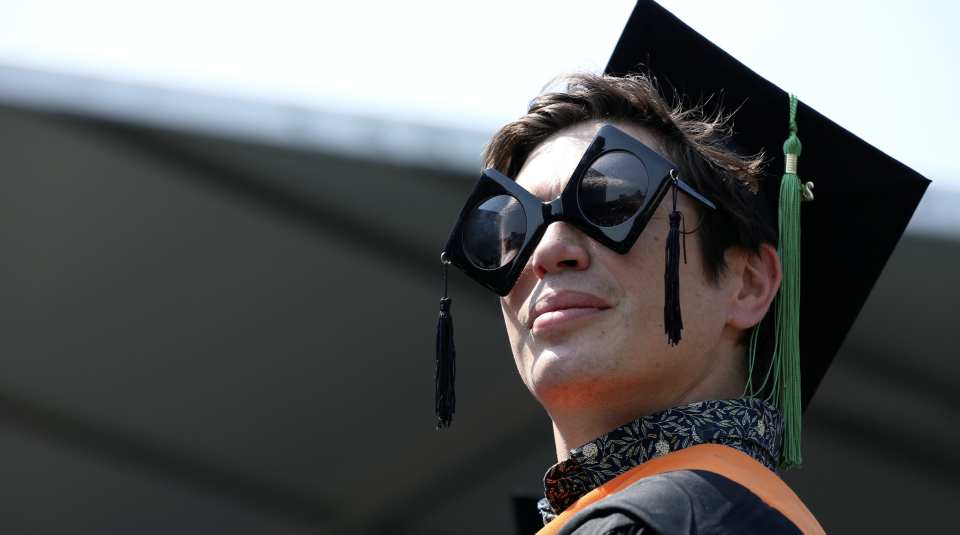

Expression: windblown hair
xmin=483 ymin=72 xmax=777 ymax=283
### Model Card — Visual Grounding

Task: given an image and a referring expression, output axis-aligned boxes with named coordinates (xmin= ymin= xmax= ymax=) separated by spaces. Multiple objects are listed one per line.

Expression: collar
xmin=540 ymin=397 xmax=784 ymax=521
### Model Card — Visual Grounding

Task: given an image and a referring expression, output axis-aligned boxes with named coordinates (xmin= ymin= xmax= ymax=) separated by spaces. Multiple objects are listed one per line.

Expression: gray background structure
xmin=0 ymin=65 xmax=957 ymax=534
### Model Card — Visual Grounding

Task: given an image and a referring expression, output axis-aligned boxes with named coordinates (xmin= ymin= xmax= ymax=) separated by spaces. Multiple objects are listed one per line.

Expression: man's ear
xmin=727 ymin=243 xmax=782 ymax=330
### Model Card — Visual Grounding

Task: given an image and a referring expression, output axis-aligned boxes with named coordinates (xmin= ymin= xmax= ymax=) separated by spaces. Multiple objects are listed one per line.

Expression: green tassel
xmin=743 ymin=93 xmax=803 ymax=470
xmin=775 ymin=94 xmax=803 ymax=469
xmin=775 ymin=93 xmax=803 ymax=470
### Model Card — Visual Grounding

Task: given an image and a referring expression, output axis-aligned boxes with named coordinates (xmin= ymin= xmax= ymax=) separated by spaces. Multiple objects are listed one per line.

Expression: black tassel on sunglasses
xmin=434 ymin=255 xmax=455 ymax=429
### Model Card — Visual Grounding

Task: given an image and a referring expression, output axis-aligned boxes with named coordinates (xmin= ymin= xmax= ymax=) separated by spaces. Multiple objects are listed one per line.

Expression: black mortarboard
xmin=605 ymin=0 xmax=930 ymax=465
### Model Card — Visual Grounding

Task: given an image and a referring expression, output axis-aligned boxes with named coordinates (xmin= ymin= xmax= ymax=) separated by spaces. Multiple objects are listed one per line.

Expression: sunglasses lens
xmin=578 ymin=151 xmax=649 ymax=227
xmin=463 ymin=195 xmax=527 ymax=270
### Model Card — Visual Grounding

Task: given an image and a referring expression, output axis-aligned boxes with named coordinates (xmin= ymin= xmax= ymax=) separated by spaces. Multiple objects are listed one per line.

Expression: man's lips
xmin=529 ymin=291 xmax=613 ymax=331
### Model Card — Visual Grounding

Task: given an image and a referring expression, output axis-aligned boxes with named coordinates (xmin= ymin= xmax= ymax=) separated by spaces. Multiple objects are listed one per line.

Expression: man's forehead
xmin=515 ymin=124 xmax=597 ymax=198
xmin=515 ymin=121 xmax=663 ymax=200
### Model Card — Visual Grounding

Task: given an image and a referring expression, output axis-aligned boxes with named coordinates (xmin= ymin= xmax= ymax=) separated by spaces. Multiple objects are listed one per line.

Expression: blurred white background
xmin=0 ymin=0 xmax=956 ymax=190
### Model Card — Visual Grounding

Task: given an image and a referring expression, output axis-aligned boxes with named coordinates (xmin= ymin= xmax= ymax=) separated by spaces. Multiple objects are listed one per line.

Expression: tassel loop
xmin=435 ymin=256 xmax=456 ymax=429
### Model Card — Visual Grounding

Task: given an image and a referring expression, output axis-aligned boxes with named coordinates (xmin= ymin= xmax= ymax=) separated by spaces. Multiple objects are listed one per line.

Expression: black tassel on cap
xmin=435 ymin=254 xmax=456 ymax=429
xmin=664 ymin=178 xmax=687 ymax=346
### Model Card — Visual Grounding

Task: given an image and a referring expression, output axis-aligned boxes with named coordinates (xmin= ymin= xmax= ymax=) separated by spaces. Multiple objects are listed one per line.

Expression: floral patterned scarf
xmin=538 ymin=397 xmax=784 ymax=525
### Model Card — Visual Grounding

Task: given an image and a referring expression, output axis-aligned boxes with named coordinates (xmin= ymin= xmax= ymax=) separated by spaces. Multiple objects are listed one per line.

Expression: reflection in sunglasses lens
xmin=578 ymin=151 xmax=649 ymax=227
xmin=463 ymin=195 xmax=527 ymax=270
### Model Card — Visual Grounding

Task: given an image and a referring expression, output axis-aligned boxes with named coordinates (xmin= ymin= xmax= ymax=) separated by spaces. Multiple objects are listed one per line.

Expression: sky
xmin=0 ymin=0 xmax=957 ymax=190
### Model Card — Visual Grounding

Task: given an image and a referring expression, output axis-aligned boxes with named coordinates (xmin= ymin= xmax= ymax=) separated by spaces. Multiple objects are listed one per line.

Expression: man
xmin=433 ymin=2 xmax=928 ymax=533
xmin=485 ymin=72 xmax=810 ymax=534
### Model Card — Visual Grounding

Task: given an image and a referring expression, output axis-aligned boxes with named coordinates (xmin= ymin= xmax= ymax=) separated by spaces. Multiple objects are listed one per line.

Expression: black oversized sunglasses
xmin=442 ymin=124 xmax=716 ymax=296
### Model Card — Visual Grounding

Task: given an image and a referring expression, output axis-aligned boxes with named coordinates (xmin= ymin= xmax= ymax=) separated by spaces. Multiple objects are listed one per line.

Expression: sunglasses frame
xmin=442 ymin=124 xmax=715 ymax=296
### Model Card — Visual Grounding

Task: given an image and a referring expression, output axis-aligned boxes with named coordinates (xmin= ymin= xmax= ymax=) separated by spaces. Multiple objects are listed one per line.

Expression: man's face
xmin=500 ymin=122 xmax=737 ymax=420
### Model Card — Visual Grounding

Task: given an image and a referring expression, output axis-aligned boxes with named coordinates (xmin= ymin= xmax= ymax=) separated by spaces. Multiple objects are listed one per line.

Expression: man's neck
xmin=548 ymin=372 xmax=746 ymax=462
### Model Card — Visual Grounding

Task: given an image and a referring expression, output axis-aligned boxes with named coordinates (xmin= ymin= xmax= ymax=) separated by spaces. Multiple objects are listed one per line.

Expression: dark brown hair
xmin=483 ymin=72 xmax=777 ymax=283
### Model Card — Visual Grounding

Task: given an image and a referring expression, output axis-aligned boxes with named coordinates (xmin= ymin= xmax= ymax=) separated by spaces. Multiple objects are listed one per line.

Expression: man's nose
xmin=531 ymin=222 xmax=591 ymax=280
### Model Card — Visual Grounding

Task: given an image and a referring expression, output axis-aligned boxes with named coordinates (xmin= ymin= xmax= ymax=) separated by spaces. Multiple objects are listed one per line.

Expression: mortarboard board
xmin=604 ymin=0 xmax=930 ymax=465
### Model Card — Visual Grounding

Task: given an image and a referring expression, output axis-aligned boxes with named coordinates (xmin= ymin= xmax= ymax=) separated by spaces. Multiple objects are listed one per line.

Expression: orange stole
xmin=536 ymin=444 xmax=825 ymax=535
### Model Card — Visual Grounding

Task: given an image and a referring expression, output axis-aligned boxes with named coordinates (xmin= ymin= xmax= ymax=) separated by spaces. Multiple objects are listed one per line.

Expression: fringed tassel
xmin=435 ymin=259 xmax=456 ymax=429
xmin=775 ymin=93 xmax=803 ymax=469
xmin=664 ymin=182 xmax=686 ymax=346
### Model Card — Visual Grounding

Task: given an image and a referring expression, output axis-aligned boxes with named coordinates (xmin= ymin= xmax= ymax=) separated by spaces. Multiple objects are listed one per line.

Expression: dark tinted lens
xmin=578 ymin=151 xmax=649 ymax=227
xmin=463 ymin=195 xmax=527 ymax=270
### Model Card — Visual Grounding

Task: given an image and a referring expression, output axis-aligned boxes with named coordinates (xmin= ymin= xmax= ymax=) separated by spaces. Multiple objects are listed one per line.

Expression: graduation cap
xmin=601 ymin=0 xmax=930 ymax=466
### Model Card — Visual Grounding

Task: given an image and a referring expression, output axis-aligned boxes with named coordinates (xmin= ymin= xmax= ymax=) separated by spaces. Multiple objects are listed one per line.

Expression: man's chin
xmin=527 ymin=347 xmax=608 ymax=392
